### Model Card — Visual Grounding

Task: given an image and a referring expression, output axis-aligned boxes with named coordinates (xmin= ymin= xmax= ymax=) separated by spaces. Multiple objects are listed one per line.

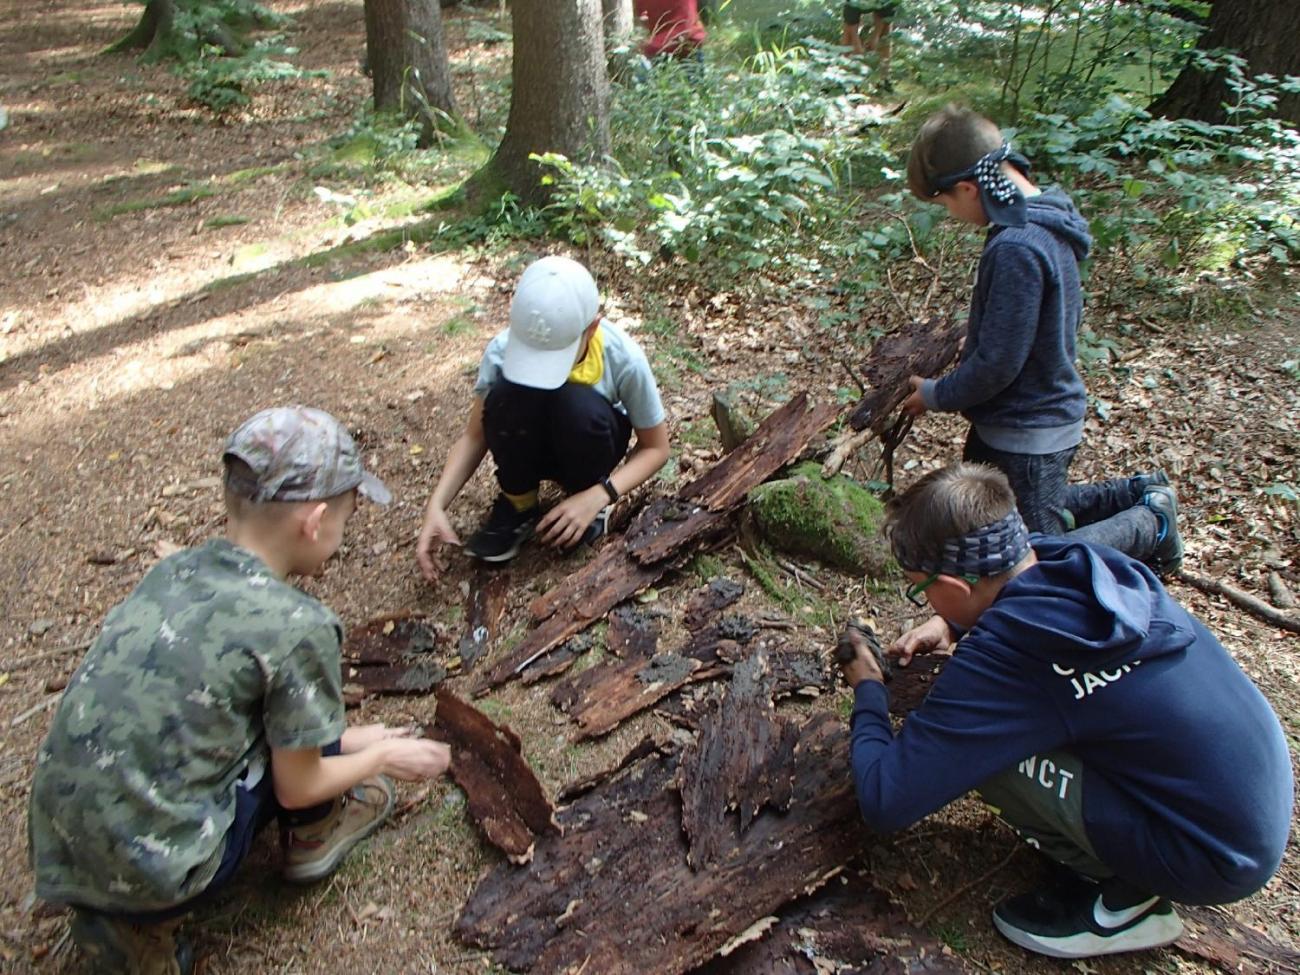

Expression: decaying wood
xmin=676 ymin=654 xmax=801 ymax=869
xmin=1176 ymin=904 xmax=1300 ymax=975
xmin=430 ymin=690 xmax=558 ymax=865
xmin=343 ymin=614 xmax=446 ymax=696
xmin=767 ymin=644 xmax=832 ymax=700
xmin=458 ymin=568 xmax=510 ymax=671
xmin=606 ymin=603 xmax=663 ymax=657
xmin=694 ymin=871 xmax=972 ymax=974
xmin=625 ymin=497 xmax=732 ymax=566
xmin=848 ymin=316 xmax=963 ymax=433
xmin=519 ymin=632 xmax=594 ymax=685
xmin=820 ymin=425 xmax=876 ymax=479
xmin=889 ymin=657 xmax=949 ymax=717
xmin=683 ymin=577 xmax=746 ymax=630
xmin=456 ymin=713 xmax=864 ymax=975
xmin=473 ymin=545 xmax=676 ymax=696
xmin=1267 ymin=572 xmax=1297 ymax=610
xmin=682 ymin=392 xmax=842 ymax=512
xmin=1177 ymin=569 xmax=1300 ymax=635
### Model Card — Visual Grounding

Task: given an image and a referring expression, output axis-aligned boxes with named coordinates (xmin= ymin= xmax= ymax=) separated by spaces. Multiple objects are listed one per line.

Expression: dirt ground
xmin=1 ymin=1 xmax=1297 ymax=973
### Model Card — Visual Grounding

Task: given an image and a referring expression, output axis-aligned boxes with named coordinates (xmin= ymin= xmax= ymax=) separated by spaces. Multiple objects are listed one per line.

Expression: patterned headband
xmin=893 ymin=508 xmax=1032 ymax=577
xmin=931 ymin=142 xmax=1032 ymax=228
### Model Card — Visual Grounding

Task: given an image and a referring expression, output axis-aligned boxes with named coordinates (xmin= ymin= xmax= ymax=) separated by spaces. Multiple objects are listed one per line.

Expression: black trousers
xmin=483 ymin=380 xmax=633 ymax=497
xmin=963 ymin=428 xmax=1159 ymax=561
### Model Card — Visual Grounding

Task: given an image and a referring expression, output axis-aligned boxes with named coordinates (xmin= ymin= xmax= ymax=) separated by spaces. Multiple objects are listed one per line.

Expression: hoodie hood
xmin=975 ymin=536 xmax=1194 ymax=670
xmin=1023 ymin=187 xmax=1092 ymax=260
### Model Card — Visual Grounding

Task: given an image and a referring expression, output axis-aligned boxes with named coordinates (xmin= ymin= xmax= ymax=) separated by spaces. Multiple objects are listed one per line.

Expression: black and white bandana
xmin=931 ymin=142 xmax=1032 ymax=228
xmin=893 ymin=508 xmax=1032 ymax=578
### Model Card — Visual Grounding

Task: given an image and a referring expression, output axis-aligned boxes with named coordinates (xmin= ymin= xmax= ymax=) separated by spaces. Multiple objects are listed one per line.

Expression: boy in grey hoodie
xmin=900 ymin=105 xmax=1182 ymax=574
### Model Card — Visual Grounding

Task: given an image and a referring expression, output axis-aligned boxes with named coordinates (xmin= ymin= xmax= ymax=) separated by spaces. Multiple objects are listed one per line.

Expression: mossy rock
xmin=749 ymin=462 xmax=892 ymax=577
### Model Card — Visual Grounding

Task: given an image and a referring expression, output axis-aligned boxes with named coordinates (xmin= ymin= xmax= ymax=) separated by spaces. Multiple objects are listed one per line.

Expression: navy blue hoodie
xmin=921 ymin=189 xmax=1092 ymax=454
xmin=851 ymin=537 xmax=1293 ymax=904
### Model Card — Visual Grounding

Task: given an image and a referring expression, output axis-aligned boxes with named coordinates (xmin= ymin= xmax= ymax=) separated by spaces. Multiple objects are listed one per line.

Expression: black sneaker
xmin=465 ymin=495 xmax=540 ymax=563
xmin=1142 ymin=484 xmax=1184 ymax=576
xmin=1130 ymin=470 xmax=1170 ymax=502
xmin=993 ymin=875 xmax=1183 ymax=959
xmin=578 ymin=505 xmax=612 ymax=548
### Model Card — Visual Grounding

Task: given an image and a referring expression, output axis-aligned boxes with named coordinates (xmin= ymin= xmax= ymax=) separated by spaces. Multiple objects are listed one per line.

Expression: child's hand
xmin=890 ymin=614 xmax=956 ymax=666
xmin=417 ymin=506 xmax=461 ymax=581
xmin=538 ymin=486 xmax=606 ymax=550
xmin=901 ymin=376 xmax=928 ymax=418
xmin=341 ymin=723 xmax=416 ymax=753
xmin=838 ymin=627 xmax=886 ymax=688
xmin=381 ymin=738 xmax=452 ymax=781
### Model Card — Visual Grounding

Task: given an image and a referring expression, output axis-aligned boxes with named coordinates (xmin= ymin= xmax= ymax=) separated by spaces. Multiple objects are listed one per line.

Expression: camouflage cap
xmin=223 ymin=406 xmax=392 ymax=505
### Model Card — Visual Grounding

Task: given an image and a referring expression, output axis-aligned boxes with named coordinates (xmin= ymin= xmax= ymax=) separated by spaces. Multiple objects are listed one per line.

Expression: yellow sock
xmin=504 ymin=489 xmax=538 ymax=512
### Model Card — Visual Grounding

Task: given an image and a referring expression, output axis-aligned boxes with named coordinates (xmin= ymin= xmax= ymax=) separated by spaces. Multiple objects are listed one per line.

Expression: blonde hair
xmin=906 ymin=105 xmax=1004 ymax=200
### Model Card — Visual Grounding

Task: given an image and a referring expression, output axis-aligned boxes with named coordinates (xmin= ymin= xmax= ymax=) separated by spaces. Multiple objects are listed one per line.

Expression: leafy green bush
xmin=184 ymin=38 xmax=325 ymax=113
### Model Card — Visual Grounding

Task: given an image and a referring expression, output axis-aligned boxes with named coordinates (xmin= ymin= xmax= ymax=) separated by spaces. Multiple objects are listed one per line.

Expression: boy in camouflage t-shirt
xmin=29 ymin=407 xmax=452 ymax=975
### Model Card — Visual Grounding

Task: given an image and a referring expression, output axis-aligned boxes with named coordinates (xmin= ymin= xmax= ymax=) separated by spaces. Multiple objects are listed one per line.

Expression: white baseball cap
xmin=502 ymin=256 xmax=600 ymax=390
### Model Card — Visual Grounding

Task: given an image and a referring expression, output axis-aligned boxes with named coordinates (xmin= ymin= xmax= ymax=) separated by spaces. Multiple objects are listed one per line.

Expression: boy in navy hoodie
xmin=841 ymin=462 xmax=1292 ymax=959
xmin=900 ymin=105 xmax=1183 ymax=576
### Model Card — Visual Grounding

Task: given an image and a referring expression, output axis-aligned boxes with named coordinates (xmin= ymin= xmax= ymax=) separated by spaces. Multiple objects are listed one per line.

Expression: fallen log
xmin=455 ymin=713 xmax=864 ymax=975
xmin=847 ymin=316 xmax=963 ymax=433
xmin=625 ymin=497 xmax=732 ymax=567
xmin=430 ymin=690 xmax=558 ymax=864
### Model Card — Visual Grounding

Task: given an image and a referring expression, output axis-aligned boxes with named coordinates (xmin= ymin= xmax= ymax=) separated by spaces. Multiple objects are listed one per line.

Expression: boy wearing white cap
xmin=417 ymin=256 xmax=670 ymax=573
xmin=29 ymin=406 xmax=452 ymax=974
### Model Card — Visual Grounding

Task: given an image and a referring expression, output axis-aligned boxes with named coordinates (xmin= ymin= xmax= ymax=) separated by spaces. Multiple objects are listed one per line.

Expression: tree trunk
xmin=601 ymin=0 xmax=634 ymax=50
xmin=105 ymin=0 xmax=175 ymax=58
xmin=1149 ymin=0 xmax=1300 ymax=124
xmin=363 ymin=0 xmax=458 ymax=141
xmin=488 ymin=0 xmax=611 ymax=204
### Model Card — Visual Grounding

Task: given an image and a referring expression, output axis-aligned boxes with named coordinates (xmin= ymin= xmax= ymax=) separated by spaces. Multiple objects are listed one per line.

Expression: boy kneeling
xmin=841 ymin=462 xmax=1291 ymax=959
xmin=29 ymin=407 xmax=451 ymax=974
xmin=417 ymin=256 xmax=669 ymax=578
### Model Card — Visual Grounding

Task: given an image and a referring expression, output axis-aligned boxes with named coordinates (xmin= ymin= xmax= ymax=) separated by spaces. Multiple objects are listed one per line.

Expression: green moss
xmin=97 ymin=180 xmax=218 ymax=219
xmin=204 ymin=214 xmax=250 ymax=229
xmin=749 ymin=462 xmax=892 ymax=576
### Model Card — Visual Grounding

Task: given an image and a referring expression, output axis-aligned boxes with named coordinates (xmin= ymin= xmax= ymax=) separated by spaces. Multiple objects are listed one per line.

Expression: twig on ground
xmin=841 ymin=359 xmax=868 ymax=396
xmin=6 ymin=642 xmax=90 ymax=671
xmin=10 ymin=696 xmax=59 ymax=728
xmin=776 ymin=557 xmax=826 ymax=592
xmin=915 ymin=841 xmax=1021 ymax=926
xmin=1176 ymin=569 xmax=1300 ymax=634
xmin=884 ymin=267 xmax=912 ymax=321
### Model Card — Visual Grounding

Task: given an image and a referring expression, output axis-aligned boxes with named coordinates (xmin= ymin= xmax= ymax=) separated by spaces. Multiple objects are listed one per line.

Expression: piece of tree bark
xmin=683 ymin=577 xmax=746 ymax=630
xmin=682 ymin=392 xmax=843 ymax=512
xmin=848 ymin=316 xmax=963 ymax=432
xmin=1176 ymin=569 xmax=1300 ymax=634
xmin=455 ymin=713 xmax=864 ymax=975
xmin=430 ymin=690 xmax=558 ymax=864
xmin=1150 ymin=0 xmax=1300 ymax=125
xmin=486 ymin=0 xmax=610 ymax=204
xmin=693 ymin=870 xmax=971 ymax=974
xmin=676 ymin=653 xmax=801 ymax=869
xmin=458 ymin=567 xmax=510 ymax=671
xmin=1266 ymin=572 xmax=1296 ymax=610
xmin=624 ymin=497 xmax=733 ymax=566
xmin=1176 ymin=903 xmax=1300 ymax=975
xmin=520 ymin=632 xmax=595 ymax=685
xmin=600 ymin=0 xmax=634 ymax=50
xmin=343 ymin=613 xmax=446 ymax=696
xmin=364 ymin=0 xmax=458 ymax=142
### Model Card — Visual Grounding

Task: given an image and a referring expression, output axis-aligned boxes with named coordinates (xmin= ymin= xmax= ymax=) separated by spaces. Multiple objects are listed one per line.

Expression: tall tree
xmin=364 ymin=0 xmax=458 ymax=141
xmin=106 ymin=0 xmax=266 ymax=59
xmin=488 ymin=0 xmax=611 ymax=204
xmin=1150 ymin=0 xmax=1299 ymax=124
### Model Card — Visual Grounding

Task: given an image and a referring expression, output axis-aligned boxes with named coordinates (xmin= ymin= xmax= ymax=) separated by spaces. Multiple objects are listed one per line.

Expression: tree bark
xmin=1149 ymin=0 xmax=1300 ymax=125
xmin=105 ymin=0 xmax=176 ymax=58
xmin=363 ymin=0 xmax=458 ymax=141
xmin=601 ymin=0 xmax=634 ymax=50
xmin=488 ymin=0 xmax=611 ymax=204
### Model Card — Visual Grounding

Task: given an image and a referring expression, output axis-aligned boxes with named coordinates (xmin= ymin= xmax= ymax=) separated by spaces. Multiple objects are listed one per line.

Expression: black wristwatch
xmin=601 ymin=477 xmax=620 ymax=504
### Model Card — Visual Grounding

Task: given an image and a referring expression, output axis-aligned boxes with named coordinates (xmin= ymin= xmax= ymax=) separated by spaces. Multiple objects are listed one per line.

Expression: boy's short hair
xmin=884 ymin=462 xmax=1021 ymax=575
xmin=222 ymin=406 xmax=391 ymax=513
xmin=906 ymin=105 xmax=1004 ymax=200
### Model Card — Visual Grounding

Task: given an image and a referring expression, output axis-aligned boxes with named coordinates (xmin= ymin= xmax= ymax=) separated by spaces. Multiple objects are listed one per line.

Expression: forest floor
xmin=1 ymin=0 xmax=1298 ymax=973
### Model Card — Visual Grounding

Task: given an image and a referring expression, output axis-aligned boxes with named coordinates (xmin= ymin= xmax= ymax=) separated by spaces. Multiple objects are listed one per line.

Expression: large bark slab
xmin=692 ymin=871 xmax=971 ymax=974
xmin=430 ymin=690 xmax=558 ymax=864
xmin=676 ymin=654 xmax=801 ymax=870
xmin=848 ymin=317 xmax=963 ymax=433
xmin=680 ymin=392 xmax=843 ymax=513
xmin=456 ymin=713 xmax=864 ymax=975
xmin=625 ymin=497 xmax=733 ymax=566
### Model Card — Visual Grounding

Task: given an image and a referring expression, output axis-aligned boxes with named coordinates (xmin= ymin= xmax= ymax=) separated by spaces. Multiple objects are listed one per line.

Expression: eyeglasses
xmin=904 ymin=572 xmax=981 ymax=607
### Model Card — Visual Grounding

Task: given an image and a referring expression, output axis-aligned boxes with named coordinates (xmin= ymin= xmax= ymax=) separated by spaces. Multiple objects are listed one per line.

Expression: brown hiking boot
xmin=282 ymin=775 xmax=395 ymax=884
xmin=69 ymin=909 xmax=193 ymax=975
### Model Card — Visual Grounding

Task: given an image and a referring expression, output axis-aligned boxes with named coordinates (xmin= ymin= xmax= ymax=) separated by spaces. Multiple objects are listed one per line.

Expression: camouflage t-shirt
xmin=28 ymin=540 xmax=346 ymax=912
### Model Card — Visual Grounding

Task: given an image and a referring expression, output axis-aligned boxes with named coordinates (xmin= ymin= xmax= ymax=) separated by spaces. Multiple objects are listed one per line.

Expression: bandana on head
xmin=931 ymin=142 xmax=1032 ymax=228
xmin=893 ymin=509 xmax=1031 ymax=578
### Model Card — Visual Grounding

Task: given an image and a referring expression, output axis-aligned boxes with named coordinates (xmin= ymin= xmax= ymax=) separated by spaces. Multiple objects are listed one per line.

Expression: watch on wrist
xmin=601 ymin=477 xmax=620 ymax=504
